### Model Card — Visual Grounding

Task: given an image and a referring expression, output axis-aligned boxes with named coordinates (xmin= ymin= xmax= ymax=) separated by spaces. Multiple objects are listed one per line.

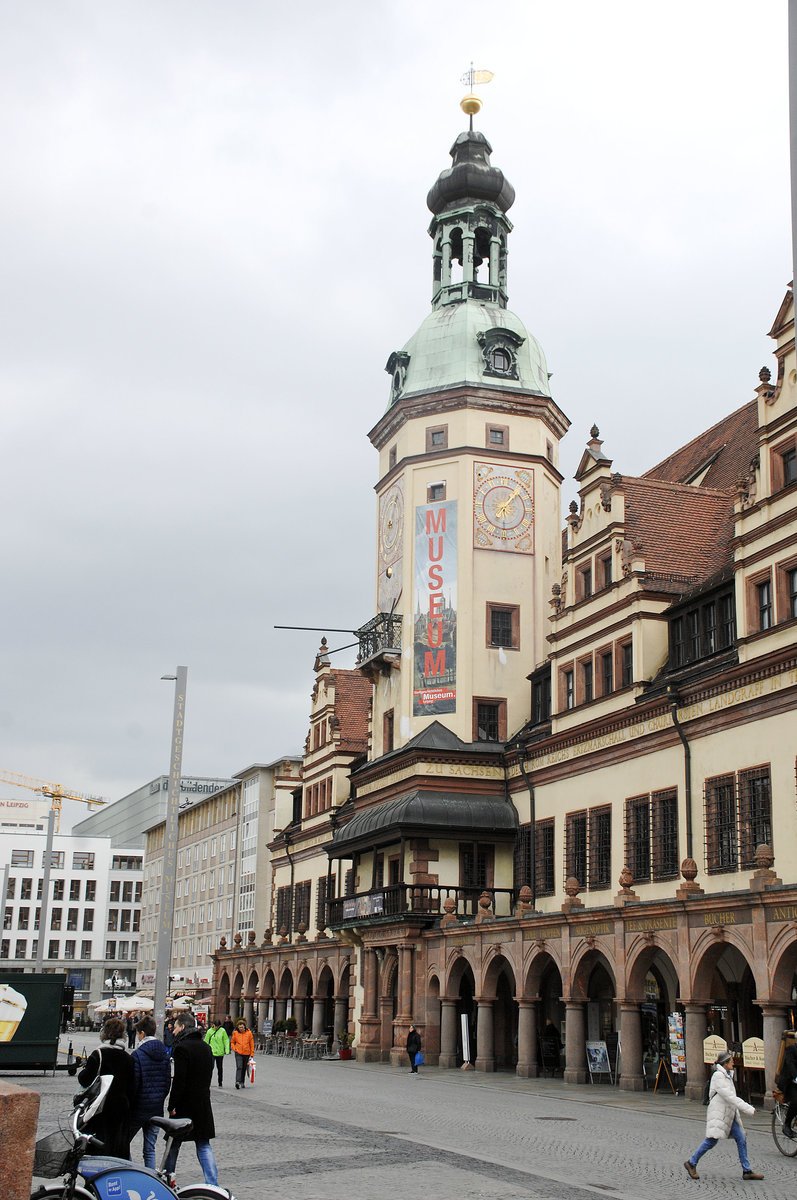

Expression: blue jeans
xmin=129 ymin=1120 xmax=159 ymax=1170
xmin=163 ymin=1138 xmax=218 ymax=1186
xmin=690 ymin=1120 xmax=751 ymax=1172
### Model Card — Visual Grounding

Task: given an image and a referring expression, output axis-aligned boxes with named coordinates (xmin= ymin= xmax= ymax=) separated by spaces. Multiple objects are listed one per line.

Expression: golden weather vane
xmin=459 ymin=63 xmax=494 ymax=128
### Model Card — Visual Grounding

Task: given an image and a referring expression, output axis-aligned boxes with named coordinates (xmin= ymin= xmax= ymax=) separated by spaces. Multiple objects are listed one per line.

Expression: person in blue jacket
xmin=129 ymin=1014 xmax=172 ymax=1169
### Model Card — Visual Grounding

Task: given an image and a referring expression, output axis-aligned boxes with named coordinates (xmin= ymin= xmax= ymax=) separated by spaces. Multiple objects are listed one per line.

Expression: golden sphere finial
xmin=460 ymin=93 xmax=482 ymax=117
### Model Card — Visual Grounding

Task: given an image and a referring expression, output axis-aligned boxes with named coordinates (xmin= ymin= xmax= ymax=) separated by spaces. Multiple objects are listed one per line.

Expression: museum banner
xmin=413 ymin=500 xmax=457 ymax=715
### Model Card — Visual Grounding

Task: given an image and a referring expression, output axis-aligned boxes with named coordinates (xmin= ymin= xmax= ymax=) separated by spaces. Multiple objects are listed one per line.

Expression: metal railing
xmin=355 ymin=612 xmax=402 ymax=664
xmin=327 ymin=883 xmax=515 ymax=927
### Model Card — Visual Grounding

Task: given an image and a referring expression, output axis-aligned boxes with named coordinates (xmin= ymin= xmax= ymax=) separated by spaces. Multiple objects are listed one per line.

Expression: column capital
xmin=756 ymin=1001 xmax=790 ymax=1017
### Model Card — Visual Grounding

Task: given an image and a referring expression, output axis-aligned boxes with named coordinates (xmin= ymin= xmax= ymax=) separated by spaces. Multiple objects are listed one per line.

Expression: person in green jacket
xmin=203 ymin=1019 xmax=231 ymax=1087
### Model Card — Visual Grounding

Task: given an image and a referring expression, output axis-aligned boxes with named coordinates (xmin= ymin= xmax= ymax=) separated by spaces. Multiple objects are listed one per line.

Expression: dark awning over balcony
xmin=327 ymin=789 xmax=517 ymax=858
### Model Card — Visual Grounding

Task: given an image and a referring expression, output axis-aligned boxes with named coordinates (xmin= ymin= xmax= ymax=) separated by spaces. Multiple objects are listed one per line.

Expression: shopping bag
xmin=414 ymin=1051 xmax=424 ymax=1066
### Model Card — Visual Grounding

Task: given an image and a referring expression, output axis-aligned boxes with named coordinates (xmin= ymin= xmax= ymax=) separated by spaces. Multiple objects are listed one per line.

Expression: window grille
xmin=293 ymin=881 xmax=311 ymax=929
xmin=316 ymin=875 xmax=329 ymax=930
xmin=565 ymin=812 xmax=587 ymax=889
xmin=476 ymin=702 xmax=500 ymax=742
xmin=625 ymin=796 xmax=651 ymax=882
xmin=651 ymin=789 xmax=678 ymax=879
xmin=588 ymin=807 xmax=611 ymax=890
xmin=738 ymin=766 xmax=772 ymax=868
xmin=461 ymin=845 xmax=490 ymax=891
xmin=620 ymin=641 xmax=633 ymax=687
xmin=536 ymin=819 xmax=555 ymax=897
xmin=513 ymin=824 xmax=533 ymax=891
xmin=705 ymin=774 xmax=737 ymax=872
xmin=344 ymin=868 xmax=355 ymax=897
xmin=275 ymin=885 xmax=292 ymax=933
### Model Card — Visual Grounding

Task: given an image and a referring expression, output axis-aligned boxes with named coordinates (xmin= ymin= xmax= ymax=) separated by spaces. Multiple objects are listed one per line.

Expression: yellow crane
xmin=0 ymin=770 xmax=107 ymax=832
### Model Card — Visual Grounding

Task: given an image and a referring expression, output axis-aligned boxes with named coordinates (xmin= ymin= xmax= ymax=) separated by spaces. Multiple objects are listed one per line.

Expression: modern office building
xmin=73 ymin=775 xmax=234 ymax=848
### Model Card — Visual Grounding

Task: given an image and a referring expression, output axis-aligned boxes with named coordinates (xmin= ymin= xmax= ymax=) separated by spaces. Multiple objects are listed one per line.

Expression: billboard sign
xmin=413 ymin=500 xmax=457 ymax=715
xmin=0 ymin=971 xmax=65 ymax=1068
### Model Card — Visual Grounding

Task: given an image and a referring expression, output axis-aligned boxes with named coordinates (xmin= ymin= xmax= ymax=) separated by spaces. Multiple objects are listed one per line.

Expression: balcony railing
xmin=327 ymin=883 xmax=515 ymax=927
xmin=356 ymin=612 xmax=402 ymax=667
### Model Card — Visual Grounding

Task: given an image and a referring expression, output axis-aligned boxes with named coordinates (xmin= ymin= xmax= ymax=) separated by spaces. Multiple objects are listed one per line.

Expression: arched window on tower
xmin=474 ymin=226 xmax=491 ymax=283
xmin=449 ymin=227 xmax=463 ymax=284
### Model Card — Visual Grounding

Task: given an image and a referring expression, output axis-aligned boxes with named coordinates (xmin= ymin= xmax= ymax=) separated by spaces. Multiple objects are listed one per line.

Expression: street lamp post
xmin=153 ymin=667 xmax=187 ymax=1039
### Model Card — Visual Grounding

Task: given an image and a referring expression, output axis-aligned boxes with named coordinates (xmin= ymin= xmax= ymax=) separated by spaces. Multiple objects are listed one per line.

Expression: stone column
xmin=334 ymin=995 xmax=349 ymax=1040
xmin=362 ymin=949 xmax=378 ymax=1019
xmin=463 ymin=231 xmax=475 ymax=283
xmin=243 ymin=997 xmax=254 ymax=1027
xmin=475 ymin=998 xmax=495 ymax=1073
xmin=563 ymin=1000 xmax=588 ymax=1084
xmin=760 ymin=1003 xmax=789 ymax=1107
xmin=684 ymin=1002 xmax=708 ymax=1102
xmin=516 ymin=999 xmax=538 ymax=1079
xmin=275 ymin=997 xmax=287 ymax=1024
xmin=618 ymin=1002 xmax=644 ymax=1091
xmin=293 ymin=997 xmax=305 ymax=1035
xmin=312 ymin=996 xmax=325 ymax=1036
xmin=397 ymin=945 xmax=413 ymax=1022
xmin=438 ymin=999 xmax=459 ymax=1069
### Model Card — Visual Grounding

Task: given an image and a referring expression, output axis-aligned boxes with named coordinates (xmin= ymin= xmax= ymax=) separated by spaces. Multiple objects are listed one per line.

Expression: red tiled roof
xmin=620 ymin=477 xmax=735 ymax=589
xmin=330 ymin=669 xmax=371 ymax=752
xmin=642 ymin=400 xmax=758 ymax=490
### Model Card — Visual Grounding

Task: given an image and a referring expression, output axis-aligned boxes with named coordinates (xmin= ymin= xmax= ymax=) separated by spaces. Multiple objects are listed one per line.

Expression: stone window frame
xmin=486 ymin=601 xmax=519 ymax=651
xmin=426 ymin=424 xmax=448 ymax=452
xmin=746 ymin=567 xmax=774 ymax=634
xmin=770 ymin=435 xmax=797 ymax=492
xmin=775 ymin=554 xmax=797 ymax=623
xmin=472 ymin=696 xmax=507 ymax=743
xmin=427 ymin=481 xmax=447 ymax=503
xmin=485 ymin=422 xmax=509 ymax=449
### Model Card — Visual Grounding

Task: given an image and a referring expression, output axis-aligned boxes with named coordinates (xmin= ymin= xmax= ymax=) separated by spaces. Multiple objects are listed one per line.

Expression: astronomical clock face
xmin=473 ymin=462 xmax=534 ymax=554
xmin=377 ymin=480 xmax=404 ymax=610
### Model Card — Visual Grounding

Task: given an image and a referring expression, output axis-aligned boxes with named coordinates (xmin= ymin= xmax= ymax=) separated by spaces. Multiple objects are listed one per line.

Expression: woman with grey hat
xmin=684 ymin=1050 xmax=763 ymax=1181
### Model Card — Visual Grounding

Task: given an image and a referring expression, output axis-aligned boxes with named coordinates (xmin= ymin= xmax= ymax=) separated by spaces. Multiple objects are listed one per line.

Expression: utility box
xmin=0 ymin=972 xmax=65 ymax=1070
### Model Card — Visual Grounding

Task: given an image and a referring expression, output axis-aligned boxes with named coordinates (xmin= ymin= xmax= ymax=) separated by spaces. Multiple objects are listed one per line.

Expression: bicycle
xmin=771 ymin=1090 xmax=797 ymax=1157
xmin=31 ymin=1076 xmax=236 ymax=1200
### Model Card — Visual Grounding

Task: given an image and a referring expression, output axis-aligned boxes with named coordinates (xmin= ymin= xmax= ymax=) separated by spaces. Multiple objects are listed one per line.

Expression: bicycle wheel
xmin=32 ymin=1183 xmax=95 ymax=1200
xmin=772 ymin=1101 xmax=797 ymax=1157
xmin=176 ymin=1187 xmax=236 ymax=1200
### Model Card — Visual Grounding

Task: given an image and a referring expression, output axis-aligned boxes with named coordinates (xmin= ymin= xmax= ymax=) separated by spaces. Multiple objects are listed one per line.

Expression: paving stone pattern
xmin=15 ymin=1045 xmax=797 ymax=1200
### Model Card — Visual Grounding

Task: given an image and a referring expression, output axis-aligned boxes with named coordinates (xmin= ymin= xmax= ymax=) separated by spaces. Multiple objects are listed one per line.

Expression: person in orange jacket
xmin=230 ymin=1018 xmax=254 ymax=1089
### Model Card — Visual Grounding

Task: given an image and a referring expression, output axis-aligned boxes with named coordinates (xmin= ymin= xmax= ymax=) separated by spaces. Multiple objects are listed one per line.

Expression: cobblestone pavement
xmin=11 ymin=1047 xmax=797 ymax=1200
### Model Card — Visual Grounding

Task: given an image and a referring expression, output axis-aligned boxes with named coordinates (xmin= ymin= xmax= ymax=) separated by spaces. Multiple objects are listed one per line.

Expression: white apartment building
xmin=0 ymin=829 xmax=143 ymax=1013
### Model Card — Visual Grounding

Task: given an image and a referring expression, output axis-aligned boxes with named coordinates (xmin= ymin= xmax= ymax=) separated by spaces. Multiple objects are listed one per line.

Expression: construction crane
xmin=0 ymin=770 xmax=107 ymax=833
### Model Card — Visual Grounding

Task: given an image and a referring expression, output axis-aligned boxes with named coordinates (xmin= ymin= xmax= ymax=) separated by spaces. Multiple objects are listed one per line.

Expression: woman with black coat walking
xmin=406 ymin=1024 xmax=422 ymax=1074
xmin=77 ymin=1017 xmax=135 ymax=1159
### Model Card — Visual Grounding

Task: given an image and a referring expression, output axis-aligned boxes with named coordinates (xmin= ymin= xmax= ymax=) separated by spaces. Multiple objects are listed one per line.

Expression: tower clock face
xmin=473 ymin=462 xmax=534 ymax=553
xmin=378 ymin=481 xmax=404 ymax=610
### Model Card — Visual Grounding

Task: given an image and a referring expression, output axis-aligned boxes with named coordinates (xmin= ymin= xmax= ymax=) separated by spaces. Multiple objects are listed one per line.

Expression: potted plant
xmin=273 ymin=1018 xmax=286 ymax=1034
xmin=338 ymin=1029 xmax=354 ymax=1060
xmin=285 ymin=1016 xmax=298 ymax=1037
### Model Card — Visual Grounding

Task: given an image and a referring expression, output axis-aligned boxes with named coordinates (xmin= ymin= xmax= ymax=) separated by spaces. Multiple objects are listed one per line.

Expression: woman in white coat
xmin=684 ymin=1051 xmax=763 ymax=1180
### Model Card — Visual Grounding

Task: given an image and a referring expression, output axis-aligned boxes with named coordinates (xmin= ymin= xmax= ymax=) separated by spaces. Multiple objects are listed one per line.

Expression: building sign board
xmin=413 ymin=501 xmax=457 ymax=715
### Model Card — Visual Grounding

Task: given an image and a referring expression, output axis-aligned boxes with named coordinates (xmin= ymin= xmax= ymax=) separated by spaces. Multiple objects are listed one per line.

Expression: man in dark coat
xmin=129 ymin=1014 xmax=171 ymax=1168
xmin=406 ymin=1024 xmax=422 ymax=1074
xmin=163 ymin=1012 xmax=218 ymax=1186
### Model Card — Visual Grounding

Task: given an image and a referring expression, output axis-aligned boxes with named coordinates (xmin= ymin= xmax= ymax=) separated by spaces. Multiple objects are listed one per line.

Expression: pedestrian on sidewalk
xmin=163 ymin=1012 xmax=219 ymax=1187
xmin=406 ymin=1024 xmax=422 ymax=1074
xmin=776 ymin=1037 xmax=797 ymax=1139
xmin=204 ymin=1018 xmax=231 ymax=1087
xmin=77 ymin=1017 xmax=135 ymax=1159
xmin=684 ymin=1051 xmax=763 ymax=1181
xmin=126 ymin=1014 xmax=136 ymax=1050
xmin=231 ymin=1018 xmax=254 ymax=1089
xmin=129 ymin=1014 xmax=171 ymax=1169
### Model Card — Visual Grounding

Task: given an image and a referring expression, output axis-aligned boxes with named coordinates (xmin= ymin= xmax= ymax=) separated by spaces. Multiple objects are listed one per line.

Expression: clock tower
xmin=362 ymin=115 xmax=569 ymax=756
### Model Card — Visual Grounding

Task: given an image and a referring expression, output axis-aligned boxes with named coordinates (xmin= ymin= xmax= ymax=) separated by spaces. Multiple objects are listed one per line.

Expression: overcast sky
xmin=0 ymin=1 xmax=791 ymax=829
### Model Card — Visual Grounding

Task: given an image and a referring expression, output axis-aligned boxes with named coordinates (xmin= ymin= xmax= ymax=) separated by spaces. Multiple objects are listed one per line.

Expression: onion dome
xmin=426 ymin=131 xmax=515 ymax=216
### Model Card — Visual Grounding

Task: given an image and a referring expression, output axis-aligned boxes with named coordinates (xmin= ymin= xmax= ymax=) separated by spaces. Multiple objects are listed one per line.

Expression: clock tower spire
xmin=361 ymin=110 xmax=569 ymax=757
